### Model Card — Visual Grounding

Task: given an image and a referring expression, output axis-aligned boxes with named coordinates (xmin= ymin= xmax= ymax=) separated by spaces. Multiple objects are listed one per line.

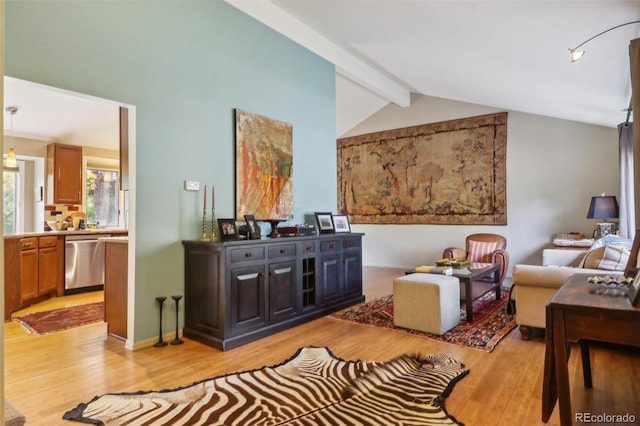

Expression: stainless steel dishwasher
xmin=65 ymin=234 xmax=111 ymax=294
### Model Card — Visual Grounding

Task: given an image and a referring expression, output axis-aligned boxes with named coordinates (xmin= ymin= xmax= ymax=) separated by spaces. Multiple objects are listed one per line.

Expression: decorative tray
xmin=587 ymin=275 xmax=633 ymax=296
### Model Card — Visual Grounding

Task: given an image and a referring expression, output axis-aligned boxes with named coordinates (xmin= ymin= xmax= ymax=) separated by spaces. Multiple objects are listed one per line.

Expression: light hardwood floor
xmin=4 ymin=266 xmax=640 ymax=425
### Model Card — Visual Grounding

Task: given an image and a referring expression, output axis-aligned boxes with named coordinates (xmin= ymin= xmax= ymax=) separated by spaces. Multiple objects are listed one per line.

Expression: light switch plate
xmin=184 ymin=180 xmax=200 ymax=191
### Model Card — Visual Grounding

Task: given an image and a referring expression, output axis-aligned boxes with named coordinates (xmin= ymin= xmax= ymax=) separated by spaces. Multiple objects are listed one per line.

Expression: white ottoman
xmin=393 ymin=273 xmax=460 ymax=335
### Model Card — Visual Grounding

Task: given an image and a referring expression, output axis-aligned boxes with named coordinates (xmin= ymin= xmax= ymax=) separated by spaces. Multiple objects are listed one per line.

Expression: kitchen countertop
xmin=4 ymin=229 xmax=128 ymax=239
xmin=99 ymin=236 xmax=129 ymax=243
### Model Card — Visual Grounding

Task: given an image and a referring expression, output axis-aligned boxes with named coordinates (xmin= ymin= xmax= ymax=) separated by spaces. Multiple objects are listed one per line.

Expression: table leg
xmin=462 ymin=277 xmax=473 ymax=322
xmin=580 ymin=340 xmax=592 ymax=388
xmin=542 ymin=305 xmax=557 ymax=422
xmin=494 ymin=267 xmax=501 ymax=300
xmin=552 ymin=309 xmax=572 ymax=425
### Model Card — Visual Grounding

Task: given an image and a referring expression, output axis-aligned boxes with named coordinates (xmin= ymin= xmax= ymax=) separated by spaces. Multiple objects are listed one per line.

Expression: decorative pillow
xmin=579 ymin=245 xmax=629 ymax=271
xmin=467 ymin=240 xmax=499 ymax=263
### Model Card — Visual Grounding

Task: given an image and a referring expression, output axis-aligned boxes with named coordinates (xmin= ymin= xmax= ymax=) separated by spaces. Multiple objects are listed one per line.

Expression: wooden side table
xmin=541 ymin=274 xmax=640 ymax=425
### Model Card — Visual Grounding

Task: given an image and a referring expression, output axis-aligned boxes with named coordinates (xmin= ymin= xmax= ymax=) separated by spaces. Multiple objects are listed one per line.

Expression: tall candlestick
xmin=200 ymin=184 xmax=209 ymax=241
xmin=210 ymin=184 xmax=217 ymax=241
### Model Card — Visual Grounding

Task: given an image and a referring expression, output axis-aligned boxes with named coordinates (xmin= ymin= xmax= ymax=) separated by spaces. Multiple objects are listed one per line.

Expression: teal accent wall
xmin=5 ymin=0 xmax=336 ymax=343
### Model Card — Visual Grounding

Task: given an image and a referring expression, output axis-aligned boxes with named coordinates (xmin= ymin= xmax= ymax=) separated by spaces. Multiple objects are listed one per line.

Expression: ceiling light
xmin=4 ymin=106 xmax=19 ymax=171
xmin=569 ymin=20 xmax=640 ymax=63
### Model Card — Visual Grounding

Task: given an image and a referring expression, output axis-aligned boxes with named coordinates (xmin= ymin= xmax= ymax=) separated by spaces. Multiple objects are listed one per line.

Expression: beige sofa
xmin=512 ymin=246 xmax=627 ymax=339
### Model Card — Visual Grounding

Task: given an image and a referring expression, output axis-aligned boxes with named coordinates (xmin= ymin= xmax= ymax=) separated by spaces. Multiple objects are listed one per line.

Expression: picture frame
xmin=332 ymin=214 xmax=351 ymax=233
xmin=217 ymin=219 xmax=238 ymax=241
xmin=244 ymin=215 xmax=261 ymax=239
xmin=629 ymin=270 xmax=640 ymax=306
xmin=314 ymin=212 xmax=334 ymax=234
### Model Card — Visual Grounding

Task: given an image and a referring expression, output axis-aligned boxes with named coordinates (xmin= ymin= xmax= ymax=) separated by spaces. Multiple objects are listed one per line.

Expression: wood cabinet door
xmin=49 ymin=144 xmax=82 ymax=204
xmin=38 ymin=246 xmax=58 ymax=296
xmin=341 ymin=250 xmax=362 ymax=298
xmin=20 ymin=250 xmax=38 ymax=304
xmin=229 ymin=265 xmax=266 ymax=332
xmin=319 ymin=253 xmax=342 ymax=304
xmin=268 ymin=260 xmax=296 ymax=322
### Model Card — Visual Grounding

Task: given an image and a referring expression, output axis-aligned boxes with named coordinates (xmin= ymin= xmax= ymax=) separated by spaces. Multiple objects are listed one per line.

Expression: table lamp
xmin=586 ymin=194 xmax=619 ymax=238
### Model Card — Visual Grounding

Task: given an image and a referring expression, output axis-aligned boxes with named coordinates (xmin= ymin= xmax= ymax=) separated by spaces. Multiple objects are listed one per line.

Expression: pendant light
xmin=4 ymin=106 xmax=19 ymax=171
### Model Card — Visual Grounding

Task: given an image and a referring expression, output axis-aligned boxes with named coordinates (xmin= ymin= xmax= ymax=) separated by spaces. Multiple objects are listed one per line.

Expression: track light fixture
xmin=569 ymin=21 xmax=640 ymax=62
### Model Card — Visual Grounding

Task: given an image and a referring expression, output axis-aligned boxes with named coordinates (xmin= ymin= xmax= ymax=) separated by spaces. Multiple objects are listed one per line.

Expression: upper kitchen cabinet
xmin=47 ymin=143 xmax=83 ymax=205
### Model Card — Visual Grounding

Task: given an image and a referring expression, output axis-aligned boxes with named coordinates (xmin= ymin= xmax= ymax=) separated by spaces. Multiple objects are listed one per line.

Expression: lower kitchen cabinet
xmin=4 ymin=235 xmax=63 ymax=320
xmin=103 ymin=238 xmax=128 ymax=340
xmin=183 ymin=233 xmax=364 ymax=351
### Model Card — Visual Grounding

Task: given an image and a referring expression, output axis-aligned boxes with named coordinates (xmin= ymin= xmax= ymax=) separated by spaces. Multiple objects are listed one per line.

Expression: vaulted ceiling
xmin=4 ymin=1 xmax=640 ymax=147
xmin=228 ymin=0 xmax=640 ymax=135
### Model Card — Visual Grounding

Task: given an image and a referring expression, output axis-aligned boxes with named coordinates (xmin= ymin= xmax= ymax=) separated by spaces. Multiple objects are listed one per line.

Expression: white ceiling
xmin=229 ymin=0 xmax=640 ymax=135
xmin=4 ymin=1 xmax=639 ymax=147
xmin=3 ymin=77 xmax=121 ymax=151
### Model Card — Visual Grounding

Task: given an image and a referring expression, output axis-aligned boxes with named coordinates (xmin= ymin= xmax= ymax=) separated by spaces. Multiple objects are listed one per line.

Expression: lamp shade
xmin=586 ymin=195 xmax=619 ymax=220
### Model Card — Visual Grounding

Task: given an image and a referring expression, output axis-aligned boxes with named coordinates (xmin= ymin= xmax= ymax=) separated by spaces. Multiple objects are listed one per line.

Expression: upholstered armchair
xmin=442 ymin=233 xmax=510 ymax=286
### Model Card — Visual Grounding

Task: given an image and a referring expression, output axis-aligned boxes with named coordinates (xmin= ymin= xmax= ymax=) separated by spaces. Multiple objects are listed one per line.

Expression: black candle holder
xmin=171 ymin=295 xmax=184 ymax=345
xmin=154 ymin=296 xmax=168 ymax=348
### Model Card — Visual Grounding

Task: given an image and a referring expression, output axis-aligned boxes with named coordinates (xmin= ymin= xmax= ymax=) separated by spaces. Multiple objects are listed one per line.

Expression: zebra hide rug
xmin=63 ymin=346 xmax=469 ymax=426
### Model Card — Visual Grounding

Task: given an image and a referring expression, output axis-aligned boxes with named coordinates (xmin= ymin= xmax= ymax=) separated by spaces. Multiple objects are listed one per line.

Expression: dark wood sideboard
xmin=183 ymin=233 xmax=364 ymax=351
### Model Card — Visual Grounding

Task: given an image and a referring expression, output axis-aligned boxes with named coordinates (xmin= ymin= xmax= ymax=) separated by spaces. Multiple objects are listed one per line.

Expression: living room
xmin=2 ymin=1 xmax=639 ymax=425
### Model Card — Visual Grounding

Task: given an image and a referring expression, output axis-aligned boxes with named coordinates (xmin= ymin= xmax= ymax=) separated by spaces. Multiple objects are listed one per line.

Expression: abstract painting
xmin=235 ymin=109 xmax=293 ymax=220
xmin=337 ymin=112 xmax=507 ymax=225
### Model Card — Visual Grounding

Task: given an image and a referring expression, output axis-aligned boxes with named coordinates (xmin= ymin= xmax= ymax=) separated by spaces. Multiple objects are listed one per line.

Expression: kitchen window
xmin=86 ymin=166 xmax=119 ymax=228
xmin=3 ymin=159 xmax=26 ymax=235
xmin=3 ymin=169 xmax=19 ymax=234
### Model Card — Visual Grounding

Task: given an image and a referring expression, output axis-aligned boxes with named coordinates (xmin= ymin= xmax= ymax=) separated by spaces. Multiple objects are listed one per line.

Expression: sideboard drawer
xmin=268 ymin=244 xmax=296 ymax=259
xmin=230 ymin=247 xmax=265 ymax=264
xmin=320 ymin=240 xmax=341 ymax=252
xmin=301 ymin=241 xmax=316 ymax=255
xmin=342 ymin=237 xmax=361 ymax=249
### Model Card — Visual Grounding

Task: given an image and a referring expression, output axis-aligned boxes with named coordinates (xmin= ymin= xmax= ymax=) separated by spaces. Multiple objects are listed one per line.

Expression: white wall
xmin=341 ymin=95 xmax=619 ymax=275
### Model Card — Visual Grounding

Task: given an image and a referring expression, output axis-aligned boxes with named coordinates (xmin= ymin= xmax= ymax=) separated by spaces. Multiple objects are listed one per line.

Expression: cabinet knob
xmin=259 ymin=272 xmax=266 ymax=278
xmin=245 ymin=252 xmax=252 ymax=258
xmin=269 ymin=271 xmax=275 ymax=276
xmin=280 ymin=249 xmax=286 ymax=254
xmin=329 ymin=243 xmax=335 ymax=249
xmin=306 ymin=246 xmax=312 ymax=252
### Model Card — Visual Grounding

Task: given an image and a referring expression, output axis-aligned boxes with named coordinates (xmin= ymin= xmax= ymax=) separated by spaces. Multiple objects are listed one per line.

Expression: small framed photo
xmin=332 ymin=214 xmax=351 ymax=233
xmin=629 ymin=271 xmax=640 ymax=306
xmin=244 ymin=215 xmax=260 ymax=239
xmin=217 ymin=219 xmax=238 ymax=240
xmin=314 ymin=212 xmax=334 ymax=234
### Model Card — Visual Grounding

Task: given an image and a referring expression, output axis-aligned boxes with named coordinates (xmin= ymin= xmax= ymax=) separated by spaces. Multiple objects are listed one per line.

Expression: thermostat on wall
xmin=184 ymin=180 xmax=200 ymax=191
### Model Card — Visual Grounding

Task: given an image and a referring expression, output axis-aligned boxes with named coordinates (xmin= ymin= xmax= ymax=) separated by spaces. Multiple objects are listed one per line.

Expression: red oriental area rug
xmin=14 ymin=302 xmax=104 ymax=335
xmin=331 ymin=289 xmax=516 ymax=352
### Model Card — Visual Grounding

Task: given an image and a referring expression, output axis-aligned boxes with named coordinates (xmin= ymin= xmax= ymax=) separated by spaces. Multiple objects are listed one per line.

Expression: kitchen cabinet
xmin=104 ymin=238 xmax=128 ymax=340
xmin=4 ymin=236 xmax=62 ymax=319
xmin=47 ymin=143 xmax=83 ymax=204
xmin=183 ymin=234 xmax=363 ymax=351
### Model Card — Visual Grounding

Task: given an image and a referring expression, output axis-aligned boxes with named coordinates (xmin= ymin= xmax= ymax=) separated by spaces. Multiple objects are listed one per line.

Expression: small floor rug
xmin=331 ymin=288 xmax=516 ymax=352
xmin=14 ymin=302 xmax=104 ymax=335
xmin=63 ymin=346 xmax=469 ymax=425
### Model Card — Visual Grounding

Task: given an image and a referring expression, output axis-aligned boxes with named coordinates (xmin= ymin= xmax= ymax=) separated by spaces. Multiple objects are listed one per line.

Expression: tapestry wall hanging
xmin=235 ymin=109 xmax=293 ymax=220
xmin=337 ymin=112 xmax=507 ymax=225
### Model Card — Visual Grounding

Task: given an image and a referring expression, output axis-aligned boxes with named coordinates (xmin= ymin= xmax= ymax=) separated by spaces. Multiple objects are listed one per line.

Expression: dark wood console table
xmin=183 ymin=233 xmax=364 ymax=351
xmin=542 ymin=273 xmax=640 ymax=425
